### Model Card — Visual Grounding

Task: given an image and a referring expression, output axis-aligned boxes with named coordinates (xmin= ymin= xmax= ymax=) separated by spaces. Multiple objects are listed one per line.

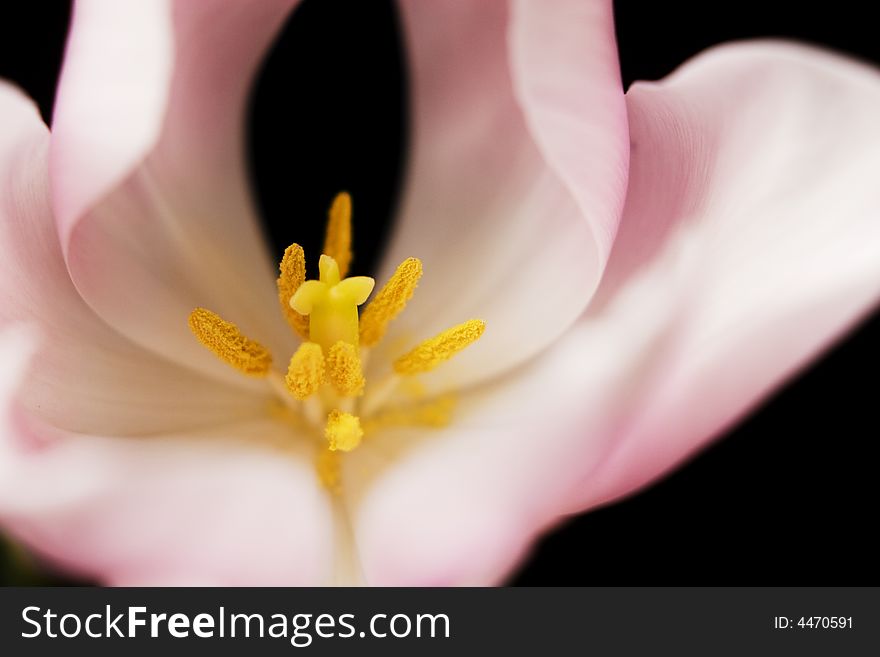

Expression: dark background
xmin=0 ymin=0 xmax=877 ymax=585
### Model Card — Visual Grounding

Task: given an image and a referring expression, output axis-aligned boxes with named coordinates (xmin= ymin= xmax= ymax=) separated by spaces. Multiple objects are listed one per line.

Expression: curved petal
xmin=0 ymin=81 xmax=266 ymax=436
xmin=350 ymin=42 xmax=880 ymax=584
xmin=371 ymin=0 xmax=628 ymax=390
xmin=0 ymin=326 xmax=39 ymax=416
xmin=1 ymin=82 xmax=332 ymax=583
xmin=578 ymin=41 xmax=880 ymax=509
xmin=51 ymin=0 xmax=301 ymax=386
xmin=50 ymin=0 xmax=172 ymax=235
xmin=0 ymin=406 xmax=334 ymax=586
xmin=346 ymin=303 xmax=661 ymax=584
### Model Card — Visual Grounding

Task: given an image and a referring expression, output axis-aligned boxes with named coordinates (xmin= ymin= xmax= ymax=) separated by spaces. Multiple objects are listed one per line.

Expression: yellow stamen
xmin=394 ymin=319 xmax=486 ymax=375
xmin=316 ymin=448 xmax=342 ymax=494
xmin=362 ymin=396 xmax=456 ymax=433
xmin=277 ymin=243 xmax=310 ymax=340
xmin=327 ymin=341 xmax=365 ymax=396
xmin=290 ymin=255 xmax=374 ymax=353
xmin=359 ymin=257 xmax=423 ymax=347
xmin=325 ymin=409 xmax=363 ymax=452
xmin=267 ymin=400 xmax=310 ymax=432
xmin=188 ymin=307 xmax=272 ymax=376
xmin=188 ymin=190 xmax=484 ymax=496
xmin=323 ymin=192 xmax=353 ymax=278
xmin=284 ymin=342 xmax=325 ymax=400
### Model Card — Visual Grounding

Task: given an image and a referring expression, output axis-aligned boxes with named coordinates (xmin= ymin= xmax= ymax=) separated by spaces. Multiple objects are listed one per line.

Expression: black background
xmin=0 ymin=1 xmax=877 ymax=585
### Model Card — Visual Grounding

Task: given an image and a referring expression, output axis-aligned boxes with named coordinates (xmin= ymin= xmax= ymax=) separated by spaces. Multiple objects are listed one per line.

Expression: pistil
xmin=187 ymin=192 xmax=486 ymax=493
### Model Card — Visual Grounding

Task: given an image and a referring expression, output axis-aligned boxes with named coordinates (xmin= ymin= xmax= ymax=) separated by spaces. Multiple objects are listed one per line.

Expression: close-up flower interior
xmin=0 ymin=0 xmax=878 ymax=588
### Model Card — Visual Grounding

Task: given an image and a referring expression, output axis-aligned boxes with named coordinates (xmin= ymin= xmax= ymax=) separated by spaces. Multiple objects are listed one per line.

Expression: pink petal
xmin=0 ymin=81 xmax=265 ymax=436
xmin=0 ymin=407 xmax=334 ymax=586
xmin=0 ymin=80 xmax=331 ymax=582
xmin=0 ymin=326 xmax=39 ymax=413
xmin=350 ymin=42 xmax=880 ymax=584
xmin=369 ymin=0 xmax=628 ymax=390
xmin=51 ymin=0 xmax=301 ymax=385
xmin=347 ymin=326 xmax=644 ymax=584
xmin=50 ymin=0 xmax=172 ymax=239
xmin=581 ymin=41 xmax=880 ymax=509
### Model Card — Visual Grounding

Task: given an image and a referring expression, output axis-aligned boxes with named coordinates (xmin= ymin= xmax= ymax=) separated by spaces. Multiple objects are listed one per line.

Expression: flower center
xmin=187 ymin=192 xmax=485 ymax=493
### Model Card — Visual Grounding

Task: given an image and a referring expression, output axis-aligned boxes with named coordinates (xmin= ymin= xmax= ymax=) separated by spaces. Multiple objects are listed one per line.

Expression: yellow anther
xmin=324 ymin=192 xmax=353 ymax=278
xmin=316 ymin=448 xmax=342 ymax=494
xmin=359 ymin=257 xmax=423 ymax=347
xmin=327 ymin=341 xmax=365 ymax=396
xmin=290 ymin=255 xmax=374 ymax=353
xmin=277 ymin=243 xmax=310 ymax=340
xmin=325 ymin=410 xmax=363 ymax=452
xmin=284 ymin=342 xmax=325 ymax=400
xmin=393 ymin=319 xmax=486 ymax=375
xmin=188 ymin=307 xmax=272 ymax=376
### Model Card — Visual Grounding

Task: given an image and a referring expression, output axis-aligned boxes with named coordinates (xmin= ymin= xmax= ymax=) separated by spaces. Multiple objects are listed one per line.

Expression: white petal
xmin=370 ymin=0 xmax=628 ymax=391
xmin=349 ymin=41 xmax=880 ymax=585
xmin=0 ymin=410 xmax=334 ymax=586
xmin=51 ymin=0 xmax=301 ymax=385
xmin=0 ymin=80 xmax=265 ymax=436
xmin=578 ymin=41 xmax=880 ymax=509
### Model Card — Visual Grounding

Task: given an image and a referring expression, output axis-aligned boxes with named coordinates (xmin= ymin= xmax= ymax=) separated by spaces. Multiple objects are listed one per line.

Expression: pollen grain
xmin=325 ymin=409 xmax=364 ymax=452
xmin=285 ymin=342 xmax=325 ymax=400
xmin=277 ymin=243 xmax=311 ymax=340
xmin=188 ymin=307 xmax=272 ymax=376
xmin=323 ymin=192 xmax=353 ymax=278
xmin=393 ymin=319 xmax=485 ymax=375
xmin=327 ymin=341 xmax=366 ymax=396
xmin=359 ymin=257 xmax=423 ymax=347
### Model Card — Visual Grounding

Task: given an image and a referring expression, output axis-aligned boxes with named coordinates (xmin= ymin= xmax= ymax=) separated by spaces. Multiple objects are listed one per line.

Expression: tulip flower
xmin=1 ymin=0 xmax=879 ymax=586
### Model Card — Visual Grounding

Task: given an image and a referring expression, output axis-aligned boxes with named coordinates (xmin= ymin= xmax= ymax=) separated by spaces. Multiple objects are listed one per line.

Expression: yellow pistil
xmin=323 ymin=191 xmax=353 ymax=278
xmin=327 ymin=341 xmax=365 ymax=396
xmin=290 ymin=254 xmax=374 ymax=353
xmin=325 ymin=410 xmax=363 ymax=452
xmin=277 ymin=243 xmax=310 ymax=340
xmin=359 ymin=257 xmax=423 ymax=347
xmin=188 ymin=307 xmax=272 ymax=376
xmin=394 ymin=320 xmax=486 ymax=375
xmin=285 ymin=342 xmax=325 ymax=400
xmin=187 ymin=191 xmax=489 ymax=496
